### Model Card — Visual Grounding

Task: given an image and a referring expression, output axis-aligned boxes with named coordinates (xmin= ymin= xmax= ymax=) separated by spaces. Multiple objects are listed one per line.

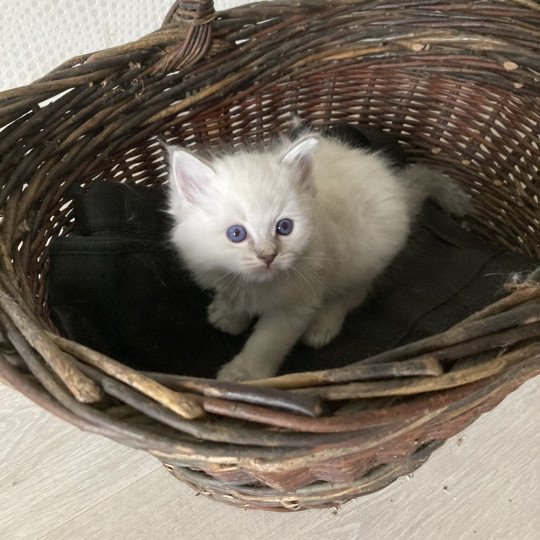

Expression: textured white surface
xmin=0 ymin=1 xmax=539 ymax=538
xmin=0 ymin=0 xmax=247 ymax=90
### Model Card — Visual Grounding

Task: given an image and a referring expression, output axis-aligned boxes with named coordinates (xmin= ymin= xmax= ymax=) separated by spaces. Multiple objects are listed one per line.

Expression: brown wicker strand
xmin=48 ymin=333 xmax=205 ymax=420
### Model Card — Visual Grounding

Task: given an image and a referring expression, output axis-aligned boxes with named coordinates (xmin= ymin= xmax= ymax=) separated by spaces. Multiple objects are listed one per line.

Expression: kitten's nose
xmin=258 ymin=253 xmax=276 ymax=267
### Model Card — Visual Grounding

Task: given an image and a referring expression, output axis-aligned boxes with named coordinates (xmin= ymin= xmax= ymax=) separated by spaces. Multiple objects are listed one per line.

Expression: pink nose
xmin=258 ymin=253 xmax=276 ymax=267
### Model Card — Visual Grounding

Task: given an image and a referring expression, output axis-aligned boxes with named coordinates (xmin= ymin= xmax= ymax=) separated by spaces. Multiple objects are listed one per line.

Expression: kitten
xmin=166 ymin=130 xmax=470 ymax=381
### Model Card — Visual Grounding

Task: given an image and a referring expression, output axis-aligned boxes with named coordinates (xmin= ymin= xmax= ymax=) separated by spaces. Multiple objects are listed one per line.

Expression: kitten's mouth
xmin=257 ymin=265 xmax=276 ymax=274
xmin=246 ymin=264 xmax=278 ymax=281
xmin=243 ymin=257 xmax=294 ymax=281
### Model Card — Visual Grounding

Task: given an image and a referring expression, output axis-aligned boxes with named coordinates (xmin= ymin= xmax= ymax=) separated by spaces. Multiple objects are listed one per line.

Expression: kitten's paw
xmin=216 ymin=356 xmax=278 ymax=382
xmin=208 ymin=299 xmax=251 ymax=335
xmin=303 ymin=312 xmax=344 ymax=348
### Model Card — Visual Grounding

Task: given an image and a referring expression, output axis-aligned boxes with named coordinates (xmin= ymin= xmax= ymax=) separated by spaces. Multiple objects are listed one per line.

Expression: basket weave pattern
xmin=0 ymin=0 xmax=538 ymax=510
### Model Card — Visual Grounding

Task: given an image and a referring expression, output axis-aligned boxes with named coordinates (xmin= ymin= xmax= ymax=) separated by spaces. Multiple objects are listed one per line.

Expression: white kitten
xmin=166 ymin=132 xmax=469 ymax=381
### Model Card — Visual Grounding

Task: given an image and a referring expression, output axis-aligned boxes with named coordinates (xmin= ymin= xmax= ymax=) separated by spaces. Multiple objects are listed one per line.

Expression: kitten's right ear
xmin=280 ymin=135 xmax=319 ymax=187
xmin=167 ymin=146 xmax=216 ymax=204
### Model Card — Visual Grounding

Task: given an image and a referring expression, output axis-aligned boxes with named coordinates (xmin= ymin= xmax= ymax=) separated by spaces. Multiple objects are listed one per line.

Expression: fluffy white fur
xmin=167 ymin=132 xmax=469 ymax=381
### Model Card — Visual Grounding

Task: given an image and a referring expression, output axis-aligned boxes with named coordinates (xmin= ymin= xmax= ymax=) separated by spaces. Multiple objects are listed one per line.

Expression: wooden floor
xmin=1 ymin=378 xmax=538 ymax=540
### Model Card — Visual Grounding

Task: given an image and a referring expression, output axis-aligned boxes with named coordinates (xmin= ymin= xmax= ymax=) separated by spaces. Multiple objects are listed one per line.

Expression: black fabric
xmin=47 ymin=127 xmax=537 ymax=377
xmin=48 ymin=185 xmax=245 ymax=378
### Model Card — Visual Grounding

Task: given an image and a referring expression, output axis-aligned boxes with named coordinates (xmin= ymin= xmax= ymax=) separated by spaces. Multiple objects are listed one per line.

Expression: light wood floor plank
xmin=1 ymin=377 xmax=532 ymax=540
xmin=0 ymin=385 xmax=160 ymax=540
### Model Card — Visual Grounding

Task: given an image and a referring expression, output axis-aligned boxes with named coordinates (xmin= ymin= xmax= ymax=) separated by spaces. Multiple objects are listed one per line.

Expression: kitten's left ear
xmin=280 ymin=135 xmax=319 ymax=186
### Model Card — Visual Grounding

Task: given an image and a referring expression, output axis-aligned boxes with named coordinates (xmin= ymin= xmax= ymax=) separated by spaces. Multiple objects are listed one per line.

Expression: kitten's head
xmin=167 ymin=136 xmax=319 ymax=282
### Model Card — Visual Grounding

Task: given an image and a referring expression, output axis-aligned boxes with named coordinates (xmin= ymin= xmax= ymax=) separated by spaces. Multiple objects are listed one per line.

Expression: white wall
xmin=0 ymin=0 xmax=256 ymax=90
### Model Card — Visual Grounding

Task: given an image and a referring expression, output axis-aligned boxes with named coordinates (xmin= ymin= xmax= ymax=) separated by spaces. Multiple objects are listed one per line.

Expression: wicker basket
xmin=0 ymin=0 xmax=539 ymax=511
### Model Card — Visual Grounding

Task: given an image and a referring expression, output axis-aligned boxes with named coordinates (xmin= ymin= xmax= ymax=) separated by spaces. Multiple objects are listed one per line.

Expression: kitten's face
xmin=168 ymin=137 xmax=318 ymax=282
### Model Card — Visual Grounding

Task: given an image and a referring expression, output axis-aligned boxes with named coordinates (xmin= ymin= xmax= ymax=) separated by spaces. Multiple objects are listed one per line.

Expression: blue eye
xmin=276 ymin=218 xmax=294 ymax=236
xmin=227 ymin=225 xmax=247 ymax=243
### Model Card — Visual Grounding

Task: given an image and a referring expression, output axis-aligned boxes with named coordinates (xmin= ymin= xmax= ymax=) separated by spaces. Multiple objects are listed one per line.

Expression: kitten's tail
xmin=400 ymin=164 xmax=474 ymax=218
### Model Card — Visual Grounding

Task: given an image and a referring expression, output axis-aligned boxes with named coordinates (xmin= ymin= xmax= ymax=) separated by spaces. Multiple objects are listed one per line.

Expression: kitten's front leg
xmin=216 ymin=307 xmax=316 ymax=382
xmin=208 ymin=296 xmax=251 ymax=335
xmin=303 ymin=287 xmax=370 ymax=348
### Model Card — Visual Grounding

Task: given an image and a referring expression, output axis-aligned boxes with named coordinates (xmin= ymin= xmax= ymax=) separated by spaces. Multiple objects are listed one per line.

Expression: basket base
xmin=165 ymin=441 xmax=445 ymax=511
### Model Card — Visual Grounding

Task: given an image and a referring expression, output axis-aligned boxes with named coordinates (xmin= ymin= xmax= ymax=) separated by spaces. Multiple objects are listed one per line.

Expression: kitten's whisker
xmin=295 ymin=260 xmax=341 ymax=296
xmin=231 ymin=274 xmax=244 ymax=301
xmin=209 ymin=272 xmax=236 ymax=291
xmin=291 ymin=266 xmax=318 ymax=301
xmin=292 ymin=259 xmax=329 ymax=300
xmin=301 ymin=256 xmax=349 ymax=261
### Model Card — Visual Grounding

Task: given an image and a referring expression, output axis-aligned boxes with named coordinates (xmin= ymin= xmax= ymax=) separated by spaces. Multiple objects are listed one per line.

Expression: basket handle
xmin=162 ymin=0 xmax=215 ymax=27
xmin=151 ymin=1 xmax=215 ymax=73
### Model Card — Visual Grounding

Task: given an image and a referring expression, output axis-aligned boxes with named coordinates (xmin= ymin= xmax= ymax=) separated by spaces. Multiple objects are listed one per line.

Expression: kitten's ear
xmin=167 ymin=146 xmax=216 ymax=204
xmin=280 ymin=135 xmax=319 ymax=186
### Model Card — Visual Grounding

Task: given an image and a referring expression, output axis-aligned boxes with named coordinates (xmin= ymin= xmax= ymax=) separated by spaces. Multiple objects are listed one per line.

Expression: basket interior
xmin=13 ymin=67 xmax=537 ymax=327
